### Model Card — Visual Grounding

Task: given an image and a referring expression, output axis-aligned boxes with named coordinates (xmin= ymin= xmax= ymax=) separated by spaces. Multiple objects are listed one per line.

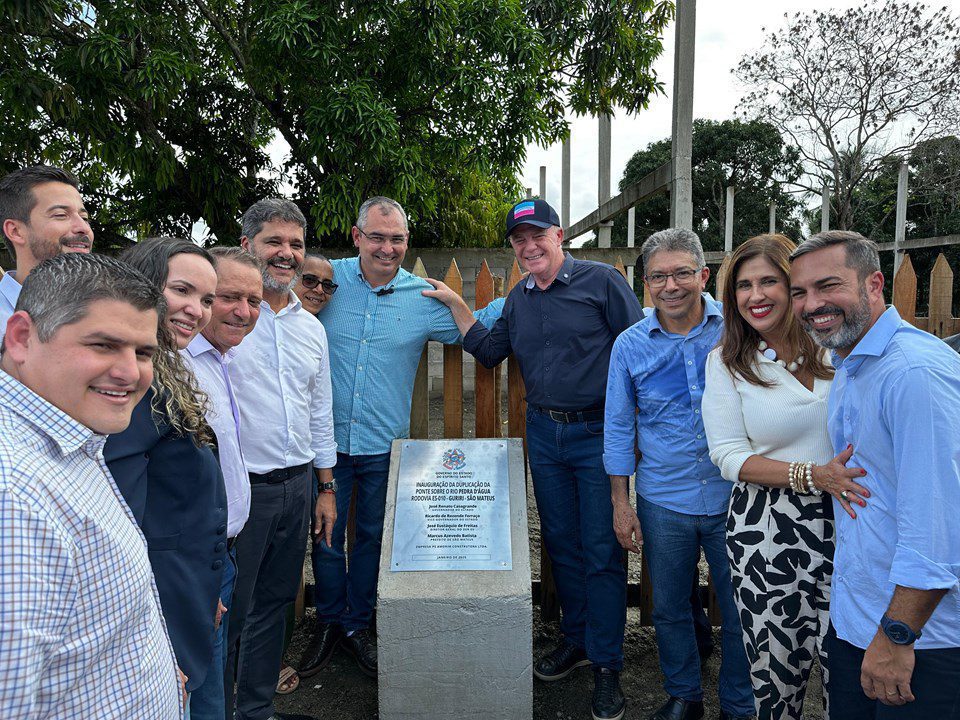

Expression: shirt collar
xmin=184 ymin=333 xmax=237 ymax=363
xmin=647 ymin=293 xmax=721 ymax=336
xmin=0 ymin=368 xmax=98 ymax=454
xmin=261 ymin=293 xmax=302 ymax=317
xmin=524 ymin=252 xmax=575 ymax=291
xmin=834 ymin=306 xmax=902 ymax=371
xmin=0 ymin=271 xmax=22 ymax=306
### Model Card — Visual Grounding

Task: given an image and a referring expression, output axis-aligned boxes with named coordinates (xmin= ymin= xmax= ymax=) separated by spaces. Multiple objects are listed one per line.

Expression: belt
xmin=249 ymin=462 xmax=311 ymax=485
xmin=534 ymin=406 xmax=605 ymax=424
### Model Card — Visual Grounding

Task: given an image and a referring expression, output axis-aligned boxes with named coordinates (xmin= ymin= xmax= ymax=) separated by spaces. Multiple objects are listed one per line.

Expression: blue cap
xmin=504 ymin=199 xmax=561 ymax=239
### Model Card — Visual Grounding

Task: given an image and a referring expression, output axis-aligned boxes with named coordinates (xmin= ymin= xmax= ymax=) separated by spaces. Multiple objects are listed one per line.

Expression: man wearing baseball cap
xmin=424 ymin=198 xmax=642 ymax=720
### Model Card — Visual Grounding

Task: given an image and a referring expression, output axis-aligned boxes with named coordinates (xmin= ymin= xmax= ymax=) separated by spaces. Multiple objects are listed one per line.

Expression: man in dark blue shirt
xmin=424 ymin=199 xmax=642 ymax=720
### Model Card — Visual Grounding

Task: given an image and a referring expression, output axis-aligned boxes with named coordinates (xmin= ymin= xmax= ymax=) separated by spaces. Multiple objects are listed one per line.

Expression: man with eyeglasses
xmin=424 ymin=198 xmax=642 ymax=720
xmin=603 ymin=228 xmax=755 ymax=720
xmin=299 ymin=196 xmax=503 ymax=681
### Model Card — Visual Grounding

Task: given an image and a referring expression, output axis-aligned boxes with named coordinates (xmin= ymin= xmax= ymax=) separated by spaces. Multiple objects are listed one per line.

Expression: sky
xmin=521 ymin=0 xmax=960 ymax=243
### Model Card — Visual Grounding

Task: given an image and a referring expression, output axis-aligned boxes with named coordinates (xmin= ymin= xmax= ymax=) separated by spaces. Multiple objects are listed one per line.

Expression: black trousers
xmin=225 ymin=467 xmax=312 ymax=720
xmin=825 ymin=623 xmax=960 ymax=719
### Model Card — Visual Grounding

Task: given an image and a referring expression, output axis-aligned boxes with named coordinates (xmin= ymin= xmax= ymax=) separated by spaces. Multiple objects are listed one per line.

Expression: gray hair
xmin=208 ymin=245 xmax=263 ymax=272
xmin=12 ymin=253 xmax=164 ymax=343
xmin=240 ymin=198 xmax=306 ymax=242
xmin=640 ymin=228 xmax=705 ymax=271
xmin=356 ymin=196 xmax=409 ymax=233
xmin=305 ymin=252 xmax=331 ymax=266
xmin=789 ymin=230 xmax=880 ymax=279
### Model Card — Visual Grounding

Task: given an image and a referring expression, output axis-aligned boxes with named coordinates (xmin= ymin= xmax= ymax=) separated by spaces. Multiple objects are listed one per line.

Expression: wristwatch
xmin=319 ymin=480 xmax=337 ymax=494
xmin=880 ymin=614 xmax=921 ymax=645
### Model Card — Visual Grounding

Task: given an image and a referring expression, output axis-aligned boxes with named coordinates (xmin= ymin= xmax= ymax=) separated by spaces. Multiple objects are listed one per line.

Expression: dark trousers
xmin=825 ymin=623 xmax=960 ymax=719
xmin=312 ymin=452 xmax=391 ymax=632
xmin=225 ymin=467 xmax=311 ymax=720
xmin=525 ymin=407 xmax=626 ymax=670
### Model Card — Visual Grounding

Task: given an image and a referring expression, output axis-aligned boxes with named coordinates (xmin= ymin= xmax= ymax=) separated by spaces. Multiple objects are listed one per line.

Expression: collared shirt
xmin=603 ymin=294 xmax=730 ymax=516
xmin=828 ymin=307 xmax=960 ymax=650
xmin=321 ymin=256 xmax=502 ymax=456
xmin=183 ymin=334 xmax=250 ymax=537
xmin=463 ymin=252 xmax=643 ymax=411
xmin=230 ymin=293 xmax=336 ymax=473
xmin=0 ymin=371 xmax=180 ymax=719
xmin=0 ymin=271 xmax=21 ymax=342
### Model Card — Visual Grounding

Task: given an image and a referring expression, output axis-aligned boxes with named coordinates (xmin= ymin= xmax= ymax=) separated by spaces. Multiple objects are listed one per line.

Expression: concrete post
xmin=597 ymin=114 xmax=613 ymax=248
xmin=539 ymin=165 xmax=547 ymax=201
xmin=561 ymin=137 xmax=571 ymax=243
xmin=724 ymin=186 xmax=735 ymax=253
xmin=670 ymin=0 xmax=696 ymax=230
xmin=821 ymin=181 xmax=830 ymax=233
xmin=768 ymin=201 xmax=776 ymax=235
xmin=627 ymin=206 xmax=636 ymax=287
xmin=525 ymin=187 xmax=533 ymax=199
xmin=894 ymin=161 xmax=908 ymax=274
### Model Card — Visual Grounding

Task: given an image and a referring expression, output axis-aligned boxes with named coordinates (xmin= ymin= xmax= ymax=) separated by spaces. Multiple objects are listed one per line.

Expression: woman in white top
xmin=703 ymin=234 xmax=869 ymax=720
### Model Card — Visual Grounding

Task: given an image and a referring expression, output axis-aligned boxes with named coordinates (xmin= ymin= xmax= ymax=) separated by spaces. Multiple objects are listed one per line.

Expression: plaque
xmin=390 ymin=439 xmax=512 ymax=571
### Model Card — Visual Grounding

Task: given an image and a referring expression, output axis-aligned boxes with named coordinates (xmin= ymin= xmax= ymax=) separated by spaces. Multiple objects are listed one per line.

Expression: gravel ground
xmin=275 ymin=391 xmax=824 ymax=719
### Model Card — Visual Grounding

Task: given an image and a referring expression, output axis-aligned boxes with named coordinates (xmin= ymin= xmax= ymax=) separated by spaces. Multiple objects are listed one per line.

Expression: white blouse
xmin=702 ymin=346 xmax=834 ymax=484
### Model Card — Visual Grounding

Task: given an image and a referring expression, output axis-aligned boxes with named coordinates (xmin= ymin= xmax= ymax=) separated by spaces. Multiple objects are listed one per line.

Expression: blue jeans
xmin=526 ymin=407 xmax=626 ymax=670
xmin=636 ymin=494 xmax=754 ymax=716
xmin=188 ymin=546 xmax=236 ymax=720
xmin=312 ymin=452 xmax=391 ymax=632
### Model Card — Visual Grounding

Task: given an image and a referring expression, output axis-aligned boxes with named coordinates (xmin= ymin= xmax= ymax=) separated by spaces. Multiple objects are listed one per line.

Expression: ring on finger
xmin=840 ymin=490 xmax=849 ymax=500
xmin=886 ymin=690 xmax=899 ymax=696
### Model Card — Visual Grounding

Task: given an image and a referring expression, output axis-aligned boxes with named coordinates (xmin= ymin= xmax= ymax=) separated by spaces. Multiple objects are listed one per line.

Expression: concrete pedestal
xmin=377 ymin=438 xmax=532 ymax=720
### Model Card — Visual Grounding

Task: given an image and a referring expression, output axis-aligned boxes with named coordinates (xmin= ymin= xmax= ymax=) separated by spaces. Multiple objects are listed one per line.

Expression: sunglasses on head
xmin=300 ymin=275 xmax=338 ymax=294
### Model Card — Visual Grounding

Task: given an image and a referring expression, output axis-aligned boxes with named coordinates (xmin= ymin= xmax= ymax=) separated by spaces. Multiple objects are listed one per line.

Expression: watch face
xmin=886 ymin=622 xmax=911 ymax=644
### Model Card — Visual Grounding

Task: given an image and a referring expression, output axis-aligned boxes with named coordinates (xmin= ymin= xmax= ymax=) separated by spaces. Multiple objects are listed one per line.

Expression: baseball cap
xmin=504 ymin=198 xmax=561 ymax=239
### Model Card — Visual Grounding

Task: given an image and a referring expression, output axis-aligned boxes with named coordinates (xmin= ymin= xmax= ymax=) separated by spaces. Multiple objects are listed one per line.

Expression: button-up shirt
xmin=603 ymin=294 xmax=729 ymax=516
xmin=230 ymin=293 xmax=336 ymax=473
xmin=0 ymin=271 xmax=21 ymax=342
xmin=321 ymin=256 xmax=502 ymax=456
xmin=463 ymin=252 xmax=643 ymax=411
xmin=0 ymin=371 xmax=180 ymax=719
xmin=828 ymin=307 xmax=960 ymax=650
xmin=183 ymin=334 xmax=250 ymax=537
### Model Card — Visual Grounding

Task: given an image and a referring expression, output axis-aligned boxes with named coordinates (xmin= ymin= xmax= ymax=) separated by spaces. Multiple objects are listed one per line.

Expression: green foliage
xmin=0 ymin=0 xmax=673 ymax=248
xmin=587 ymin=119 xmax=803 ymax=251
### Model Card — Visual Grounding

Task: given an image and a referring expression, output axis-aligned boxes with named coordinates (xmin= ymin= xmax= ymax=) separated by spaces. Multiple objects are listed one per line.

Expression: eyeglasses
xmin=300 ymin=275 xmax=338 ymax=294
xmin=644 ymin=268 xmax=702 ymax=288
xmin=358 ymin=229 xmax=408 ymax=245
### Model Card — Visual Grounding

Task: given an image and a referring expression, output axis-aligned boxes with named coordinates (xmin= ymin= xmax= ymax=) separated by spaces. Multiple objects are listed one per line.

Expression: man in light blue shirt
xmin=791 ymin=231 xmax=960 ymax=718
xmin=604 ymin=228 xmax=754 ymax=720
xmin=0 ymin=165 xmax=95 ymax=340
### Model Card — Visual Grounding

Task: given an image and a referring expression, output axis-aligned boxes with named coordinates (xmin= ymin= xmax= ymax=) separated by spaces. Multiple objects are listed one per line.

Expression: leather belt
xmin=249 ymin=462 xmax=311 ymax=485
xmin=535 ymin=406 xmax=605 ymax=424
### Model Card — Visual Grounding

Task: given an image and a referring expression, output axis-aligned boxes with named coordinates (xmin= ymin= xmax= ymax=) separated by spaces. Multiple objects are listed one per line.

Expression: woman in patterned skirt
xmin=702 ymin=234 xmax=870 ymax=719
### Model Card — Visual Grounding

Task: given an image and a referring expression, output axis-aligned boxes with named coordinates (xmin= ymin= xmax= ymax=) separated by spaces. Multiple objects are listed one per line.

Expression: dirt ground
xmin=275 ymin=392 xmax=824 ymax=719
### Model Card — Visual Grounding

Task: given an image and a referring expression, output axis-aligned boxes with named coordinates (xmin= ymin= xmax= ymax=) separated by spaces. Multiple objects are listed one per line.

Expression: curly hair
xmin=120 ymin=237 xmax=215 ymax=445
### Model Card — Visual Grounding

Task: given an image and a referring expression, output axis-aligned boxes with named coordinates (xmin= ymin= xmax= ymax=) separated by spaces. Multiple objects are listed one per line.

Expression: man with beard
xmin=226 ymin=199 xmax=336 ymax=720
xmin=790 ymin=231 xmax=960 ymax=719
xmin=0 ymin=166 xmax=94 ymax=339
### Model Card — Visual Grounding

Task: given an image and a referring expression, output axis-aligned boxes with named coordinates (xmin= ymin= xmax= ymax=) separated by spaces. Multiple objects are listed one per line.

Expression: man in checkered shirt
xmin=0 ymin=253 xmax=182 ymax=718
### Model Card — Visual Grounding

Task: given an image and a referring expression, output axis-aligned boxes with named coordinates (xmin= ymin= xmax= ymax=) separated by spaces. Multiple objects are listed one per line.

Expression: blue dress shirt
xmin=0 ymin=271 xmax=21 ymax=342
xmin=828 ymin=307 xmax=960 ymax=650
xmin=463 ymin=253 xmax=643 ymax=411
xmin=603 ymin=294 xmax=730 ymax=516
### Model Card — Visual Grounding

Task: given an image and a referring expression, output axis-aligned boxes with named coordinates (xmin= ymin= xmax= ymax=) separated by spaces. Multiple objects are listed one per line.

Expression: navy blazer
xmin=105 ymin=389 xmax=228 ymax=691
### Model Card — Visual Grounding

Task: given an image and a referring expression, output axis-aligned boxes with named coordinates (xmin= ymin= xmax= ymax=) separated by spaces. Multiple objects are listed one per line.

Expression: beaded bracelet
xmin=804 ymin=461 xmax=823 ymax=496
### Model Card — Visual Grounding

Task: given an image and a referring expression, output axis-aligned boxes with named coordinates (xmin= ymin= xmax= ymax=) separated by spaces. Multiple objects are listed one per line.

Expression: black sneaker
xmin=341 ymin=628 xmax=377 ymax=677
xmin=297 ymin=621 xmax=343 ymax=678
xmin=592 ymin=668 xmax=626 ymax=720
xmin=533 ymin=641 xmax=590 ymax=681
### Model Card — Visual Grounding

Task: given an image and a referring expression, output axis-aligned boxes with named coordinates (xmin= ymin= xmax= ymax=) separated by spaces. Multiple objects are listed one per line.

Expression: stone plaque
xmin=390 ymin=439 xmax=511 ymax=571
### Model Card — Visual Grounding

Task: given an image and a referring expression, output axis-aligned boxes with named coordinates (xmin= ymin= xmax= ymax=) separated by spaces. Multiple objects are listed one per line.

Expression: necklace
xmin=759 ymin=340 xmax=805 ymax=374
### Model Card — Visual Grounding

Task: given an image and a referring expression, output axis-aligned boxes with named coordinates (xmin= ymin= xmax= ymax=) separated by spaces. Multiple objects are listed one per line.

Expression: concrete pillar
xmin=539 ymin=165 xmax=547 ymax=201
xmin=768 ymin=201 xmax=776 ymax=235
xmin=525 ymin=187 xmax=533 ymax=199
xmin=724 ymin=186 xmax=735 ymax=253
xmin=670 ymin=0 xmax=696 ymax=230
xmin=561 ymin=136 xmax=571 ymax=240
xmin=627 ymin=206 xmax=636 ymax=287
xmin=894 ymin=161 xmax=908 ymax=274
xmin=820 ymin=182 xmax=830 ymax=233
xmin=597 ymin=114 xmax=613 ymax=247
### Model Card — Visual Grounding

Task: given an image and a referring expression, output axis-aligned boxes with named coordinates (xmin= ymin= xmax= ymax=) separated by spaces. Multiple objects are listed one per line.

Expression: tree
xmin=735 ymin=0 xmax=960 ymax=230
xmin=0 ymin=0 xmax=673 ymax=247
xmin=593 ymin=119 xmax=803 ymax=251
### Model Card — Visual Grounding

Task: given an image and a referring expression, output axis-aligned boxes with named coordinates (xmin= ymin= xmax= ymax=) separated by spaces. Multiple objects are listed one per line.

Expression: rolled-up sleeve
xmin=310 ymin=324 xmax=338 ymax=469
xmin=884 ymin=367 xmax=960 ymax=590
xmin=702 ymin=352 xmax=755 ymax=483
xmin=603 ymin=333 xmax=639 ymax=477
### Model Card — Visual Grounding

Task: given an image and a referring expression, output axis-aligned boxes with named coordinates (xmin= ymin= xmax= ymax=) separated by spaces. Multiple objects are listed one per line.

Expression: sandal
xmin=276 ymin=663 xmax=300 ymax=695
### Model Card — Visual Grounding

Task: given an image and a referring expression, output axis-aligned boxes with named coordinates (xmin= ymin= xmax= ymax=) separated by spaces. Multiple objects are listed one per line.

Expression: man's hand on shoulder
xmin=422 ymin=278 xmax=477 ymax=335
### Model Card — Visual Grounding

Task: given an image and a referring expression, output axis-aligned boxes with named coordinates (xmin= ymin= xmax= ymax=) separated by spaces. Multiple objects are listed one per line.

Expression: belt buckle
xmin=548 ymin=409 xmax=567 ymax=423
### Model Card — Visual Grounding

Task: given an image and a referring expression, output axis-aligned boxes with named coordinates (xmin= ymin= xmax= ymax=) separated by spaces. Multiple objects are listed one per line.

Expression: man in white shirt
xmin=0 ymin=166 xmax=94 ymax=339
xmin=0 ymin=253 xmax=181 ymax=719
xmin=181 ymin=247 xmax=263 ymax=720
xmin=226 ymin=199 xmax=336 ymax=720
